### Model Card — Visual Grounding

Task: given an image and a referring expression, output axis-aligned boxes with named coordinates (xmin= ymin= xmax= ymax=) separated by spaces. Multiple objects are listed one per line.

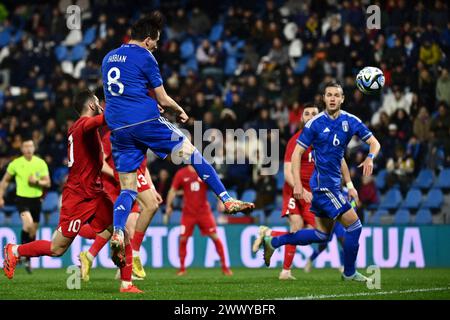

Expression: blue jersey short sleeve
xmin=141 ymin=52 xmax=163 ymax=88
xmin=297 ymin=121 xmax=315 ymax=149
xmin=350 ymin=115 xmax=372 ymax=141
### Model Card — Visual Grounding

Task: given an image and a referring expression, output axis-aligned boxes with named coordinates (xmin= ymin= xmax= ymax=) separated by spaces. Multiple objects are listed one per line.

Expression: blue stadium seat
xmin=13 ymin=30 xmax=23 ymax=44
xmin=434 ymin=168 xmax=450 ymax=190
xmin=267 ymin=210 xmax=285 ymax=225
xmin=224 ymin=57 xmax=237 ymax=75
xmin=276 ymin=170 xmax=284 ymax=190
xmin=170 ymin=209 xmax=182 ymax=224
xmin=82 ymin=26 xmax=96 ymax=45
xmin=54 ymin=45 xmax=68 ymax=61
xmin=414 ymin=209 xmax=432 ymax=225
xmin=185 ymin=57 xmax=198 ymax=72
xmin=228 ymin=190 xmax=237 ymax=200
xmin=412 ymin=169 xmax=434 ymax=190
xmin=293 ymin=54 xmax=310 ymax=75
xmin=0 ymin=29 xmax=11 ymax=47
xmin=42 ymin=191 xmax=59 ymax=213
xmin=180 ymin=39 xmax=195 ymax=59
xmin=242 ymin=189 xmax=256 ymax=203
xmin=151 ymin=209 xmax=164 ymax=225
xmin=379 ymin=188 xmax=402 ymax=210
xmin=11 ymin=213 xmax=22 ymax=226
xmin=393 ymin=209 xmax=410 ymax=224
xmin=70 ymin=44 xmax=87 ymax=61
xmin=400 ymin=189 xmax=422 ymax=210
xmin=251 ymin=209 xmax=265 ymax=223
xmin=49 ymin=211 xmax=60 ymax=225
xmin=370 ymin=209 xmax=388 ymax=224
xmin=375 ymin=169 xmax=387 ymax=190
xmin=421 ymin=189 xmax=443 ymax=210
xmin=209 ymin=23 xmax=224 ymax=42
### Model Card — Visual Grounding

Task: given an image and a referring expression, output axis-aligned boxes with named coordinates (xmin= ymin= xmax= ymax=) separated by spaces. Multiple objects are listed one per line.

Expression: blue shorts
xmin=310 ymin=188 xmax=352 ymax=220
xmin=333 ymin=221 xmax=345 ymax=238
xmin=110 ymin=117 xmax=185 ymax=172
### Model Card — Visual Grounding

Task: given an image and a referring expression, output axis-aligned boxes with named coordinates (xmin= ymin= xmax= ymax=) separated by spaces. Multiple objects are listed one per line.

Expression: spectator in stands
xmin=386 ymin=145 xmax=415 ymax=195
xmin=436 ymin=68 xmax=450 ymax=106
xmin=358 ymin=175 xmax=379 ymax=213
xmin=431 ymin=102 xmax=450 ymax=148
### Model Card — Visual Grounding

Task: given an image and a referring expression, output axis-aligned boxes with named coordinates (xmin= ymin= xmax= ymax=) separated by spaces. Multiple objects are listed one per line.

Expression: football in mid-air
xmin=356 ymin=66 xmax=385 ymax=94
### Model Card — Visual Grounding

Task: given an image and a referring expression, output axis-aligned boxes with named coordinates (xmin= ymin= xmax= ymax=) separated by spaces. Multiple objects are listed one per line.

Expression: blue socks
xmin=190 ymin=149 xmax=231 ymax=202
xmin=271 ymin=229 xmax=330 ymax=248
xmin=113 ymin=189 xmax=138 ymax=230
xmin=343 ymin=219 xmax=362 ymax=277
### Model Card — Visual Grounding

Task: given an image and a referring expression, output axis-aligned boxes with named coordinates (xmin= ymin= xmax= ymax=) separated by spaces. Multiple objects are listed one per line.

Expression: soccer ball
xmin=356 ymin=66 xmax=385 ymax=94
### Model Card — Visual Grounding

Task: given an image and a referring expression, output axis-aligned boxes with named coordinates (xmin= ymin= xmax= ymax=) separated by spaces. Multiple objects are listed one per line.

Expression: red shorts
xmin=180 ymin=212 xmax=217 ymax=237
xmin=58 ymin=189 xmax=113 ymax=238
xmin=104 ymin=168 xmax=151 ymax=213
xmin=281 ymin=188 xmax=315 ymax=227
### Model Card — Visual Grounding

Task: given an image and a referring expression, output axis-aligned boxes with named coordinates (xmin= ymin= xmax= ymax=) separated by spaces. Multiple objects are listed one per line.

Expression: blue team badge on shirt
xmin=342 ymin=120 xmax=349 ymax=132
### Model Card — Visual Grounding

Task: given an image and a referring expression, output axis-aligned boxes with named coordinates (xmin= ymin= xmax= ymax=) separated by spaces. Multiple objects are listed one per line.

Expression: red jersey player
xmin=78 ymin=127 xmax=162 ymax=281
xmin=253 ymin=103 xmax=357 ymax=280
xmin=2 ymin=90 xmax=142 ymax=293
xmin=165 ymin=165 xmax=232 ymax=276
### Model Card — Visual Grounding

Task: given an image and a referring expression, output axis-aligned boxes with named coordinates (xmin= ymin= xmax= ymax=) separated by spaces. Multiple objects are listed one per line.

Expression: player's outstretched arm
xmin=284 ymin=161 xmax=294 ymax=188
xmin=0 ymin=172 xmax=12 ymax=208
xmin=82 ymin=114 xmax=106 ymax=132
xmin=292 ymin=144 xmax=311 ymax=202
xmin=358 ymin=135 xmax=381 ymax=177
xmin=153 ymin=85 xmax=188 ymax=123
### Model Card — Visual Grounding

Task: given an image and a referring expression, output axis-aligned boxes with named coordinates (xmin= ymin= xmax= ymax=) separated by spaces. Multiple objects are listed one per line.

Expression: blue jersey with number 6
xmin=102 ymin=43 xmax=163 ymax=130
xmin=297 ymin=111 xmax=372 ymax=191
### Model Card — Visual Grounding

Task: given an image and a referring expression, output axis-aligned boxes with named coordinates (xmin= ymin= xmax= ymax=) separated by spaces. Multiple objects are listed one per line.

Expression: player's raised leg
xmin=3 ymin=229 xmax=73 ymax=279
xmin=173 ymin=139 xmax=254 ymax=215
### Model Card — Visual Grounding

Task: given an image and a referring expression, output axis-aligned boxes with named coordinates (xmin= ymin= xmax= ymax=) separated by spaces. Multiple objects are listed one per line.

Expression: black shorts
xmin=16 ymin=196 xmax=42 ymax=223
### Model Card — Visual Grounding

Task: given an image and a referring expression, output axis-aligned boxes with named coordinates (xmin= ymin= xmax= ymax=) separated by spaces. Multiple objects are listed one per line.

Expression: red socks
xmin=120 ymin=243 xmax=132 ymax=281
xmin=179 ymin=237 xmax=188 ymax=271
xmin=131 ymin=231 xmax=145 ymax=252
xmin=18 ymin=240 xmax=52 ymax=257
xmin=271 ymin=230 xmax=295 ymax=270
xmin=79 ymin=224 xmax=96 ymax=240
xmin=283 ymin=245 xmax=296 ymax=270
xmin=88 ymin=235 xmax=108 ymax=258
xmin=213 ymin=238 xmax=227 ymax=270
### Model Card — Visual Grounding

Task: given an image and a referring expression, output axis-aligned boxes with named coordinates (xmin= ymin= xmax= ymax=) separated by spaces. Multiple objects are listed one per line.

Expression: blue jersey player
xmin=101 ymin=12 xmax=254 ymax=262
xmin=254 ymin=82 xmax=380 ymax=282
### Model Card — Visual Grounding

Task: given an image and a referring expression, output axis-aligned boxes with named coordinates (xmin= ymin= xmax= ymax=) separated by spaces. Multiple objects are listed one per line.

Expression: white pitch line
xmin=277 ymin=287 xmax=450 ymax=300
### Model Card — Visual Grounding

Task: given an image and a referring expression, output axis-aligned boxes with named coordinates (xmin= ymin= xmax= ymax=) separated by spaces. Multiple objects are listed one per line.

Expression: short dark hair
xmin=303 ymin=102 xmax=321 ymax=111
xmin=323 ymin=81 xmax=344 ymax=94
xmin=131 ymin=11 xmax=164 ymax=41
xmin=73 ymin=89 xmax=95 ymax=115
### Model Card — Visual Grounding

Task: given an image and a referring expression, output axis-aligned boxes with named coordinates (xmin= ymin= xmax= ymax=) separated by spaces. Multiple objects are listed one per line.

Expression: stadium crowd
xmin=0 ymin=0 xmax=449 ymax=218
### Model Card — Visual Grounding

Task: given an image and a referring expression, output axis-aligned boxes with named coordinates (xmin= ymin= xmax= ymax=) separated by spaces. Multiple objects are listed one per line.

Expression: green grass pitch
xmin=1 ymin=267 xmax=450 ymax=300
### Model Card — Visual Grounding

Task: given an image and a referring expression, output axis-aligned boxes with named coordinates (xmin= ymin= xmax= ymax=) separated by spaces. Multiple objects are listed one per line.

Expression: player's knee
xmin=315 ymin=230 xmax=332 ymax=243
xmin=50 ymin=245 xmax=67 ymax=257
xmin=178 ymin=140 xmax=196 ymax=161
